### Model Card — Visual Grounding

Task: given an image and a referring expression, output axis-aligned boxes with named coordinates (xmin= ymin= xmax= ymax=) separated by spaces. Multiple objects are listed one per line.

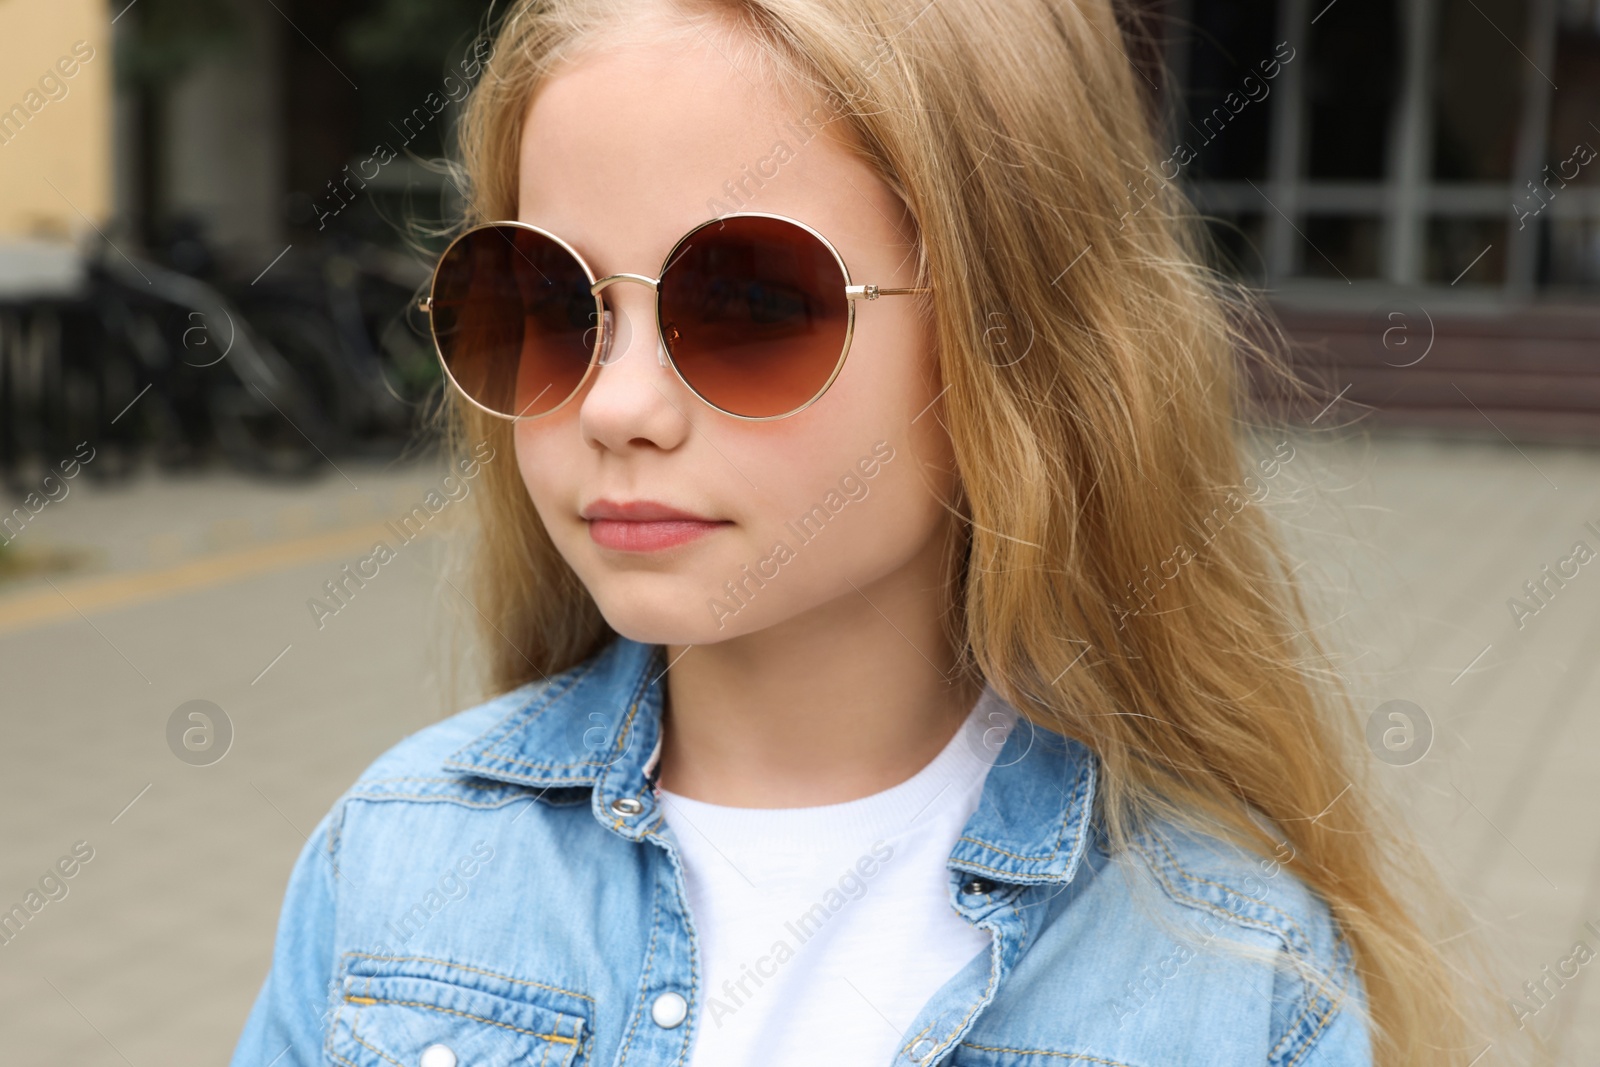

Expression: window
xmin=1171 ymin=0 xmax=1600 ymax=297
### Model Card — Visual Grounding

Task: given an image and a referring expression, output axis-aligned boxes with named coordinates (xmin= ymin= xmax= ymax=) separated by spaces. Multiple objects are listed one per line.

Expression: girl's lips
xmin=587 ymin=518 xmax=729 ymax=552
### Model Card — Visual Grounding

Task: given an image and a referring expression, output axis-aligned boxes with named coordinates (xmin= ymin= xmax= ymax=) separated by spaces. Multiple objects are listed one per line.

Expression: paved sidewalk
xmin=0 ymin=432 xmax=1596 ymax=1064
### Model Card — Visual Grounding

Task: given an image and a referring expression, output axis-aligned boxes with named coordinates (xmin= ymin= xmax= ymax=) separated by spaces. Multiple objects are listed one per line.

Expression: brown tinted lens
xmin=658 ymin=216 xmax=849 ymax=418
xmin=430 ymin=224 xmax=599 ymax=418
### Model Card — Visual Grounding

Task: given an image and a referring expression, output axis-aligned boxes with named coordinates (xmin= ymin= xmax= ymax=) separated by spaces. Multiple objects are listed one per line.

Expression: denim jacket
xmin=230 ymin=634 xmax=1371 ymax=1067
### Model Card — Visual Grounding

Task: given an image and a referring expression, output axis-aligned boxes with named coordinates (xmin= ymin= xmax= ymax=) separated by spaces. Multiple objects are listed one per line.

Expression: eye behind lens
xmin=658 ymin=215 xmax=849 ymax=419
xmin=429 ymin=223 xmax=602 ymax=419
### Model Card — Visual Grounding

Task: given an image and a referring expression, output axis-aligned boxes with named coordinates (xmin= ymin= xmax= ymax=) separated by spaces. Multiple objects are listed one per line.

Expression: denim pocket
xmin=329 ymin=952 xmax=590 ymax=1067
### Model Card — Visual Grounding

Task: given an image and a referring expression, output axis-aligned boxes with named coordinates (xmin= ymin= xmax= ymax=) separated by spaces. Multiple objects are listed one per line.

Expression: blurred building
xmin=1154 ymin=0 xmax=1600 ymax=440
xmin=3 ymin=0 xmax=482 ymax=260
xmin=3 ymin=0 xmax=1598 ymax=442
xmin=0 ymin=0 xmax=112 ymax=291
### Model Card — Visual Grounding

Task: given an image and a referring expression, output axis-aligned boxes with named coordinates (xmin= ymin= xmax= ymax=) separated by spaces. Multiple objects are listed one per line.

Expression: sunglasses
xmin=418 ymin=211 xmax=930 ymax=421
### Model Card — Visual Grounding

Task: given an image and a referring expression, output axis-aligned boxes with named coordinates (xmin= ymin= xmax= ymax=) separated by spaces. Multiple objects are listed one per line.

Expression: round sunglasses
xmin=417 ymin=211 xmax=931 ymax=421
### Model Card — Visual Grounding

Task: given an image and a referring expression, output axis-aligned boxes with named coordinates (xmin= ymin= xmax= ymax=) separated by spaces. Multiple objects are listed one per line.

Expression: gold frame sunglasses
xmin=417 ymin=211 xmax=931 ymax=422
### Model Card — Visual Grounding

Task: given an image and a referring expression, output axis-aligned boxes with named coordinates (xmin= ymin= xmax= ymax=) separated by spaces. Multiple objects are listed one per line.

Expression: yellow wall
xmin=0 ymin=0 xmax=111 ymax=239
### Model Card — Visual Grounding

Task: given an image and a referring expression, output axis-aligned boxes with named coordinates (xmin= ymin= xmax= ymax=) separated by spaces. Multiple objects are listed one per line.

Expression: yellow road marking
xmin=0 ymin=520 xmax=425 ymax=635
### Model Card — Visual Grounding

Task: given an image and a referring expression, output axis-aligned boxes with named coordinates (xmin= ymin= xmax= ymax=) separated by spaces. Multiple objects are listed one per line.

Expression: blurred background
xmin=1 ymin=0 xmax=1598 ymax=1062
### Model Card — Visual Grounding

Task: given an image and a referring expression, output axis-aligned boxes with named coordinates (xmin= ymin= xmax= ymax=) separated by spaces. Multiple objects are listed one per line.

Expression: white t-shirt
xmin=650 ymin=685 xmax=1015 ymax=1066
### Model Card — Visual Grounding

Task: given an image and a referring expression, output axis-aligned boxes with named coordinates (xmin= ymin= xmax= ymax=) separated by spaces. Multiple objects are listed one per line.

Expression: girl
xmin=231 ymin=1 xmax=1498 ymax=1065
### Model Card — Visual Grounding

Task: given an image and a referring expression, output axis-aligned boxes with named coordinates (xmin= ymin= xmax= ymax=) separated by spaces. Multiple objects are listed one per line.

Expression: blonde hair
xmin=430 ymin=0 xmax=1514 ymax=1061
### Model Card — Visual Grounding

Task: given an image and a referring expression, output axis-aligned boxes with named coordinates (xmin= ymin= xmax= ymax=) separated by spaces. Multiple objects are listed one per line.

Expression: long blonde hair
xmin=430 ymin=0 xmax=1510 ymax=1061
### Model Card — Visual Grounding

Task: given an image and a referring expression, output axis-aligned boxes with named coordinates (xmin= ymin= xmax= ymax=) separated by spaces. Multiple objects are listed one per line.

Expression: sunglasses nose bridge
xmin=589 ymin=273 xmax=668 ymax=369
xmin=589 ymin=273 xmax=659 ymax=296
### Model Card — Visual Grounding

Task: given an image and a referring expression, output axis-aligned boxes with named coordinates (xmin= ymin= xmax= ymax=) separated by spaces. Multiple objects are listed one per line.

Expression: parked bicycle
xmin=0 ymin=227 xmax=441 ymax=493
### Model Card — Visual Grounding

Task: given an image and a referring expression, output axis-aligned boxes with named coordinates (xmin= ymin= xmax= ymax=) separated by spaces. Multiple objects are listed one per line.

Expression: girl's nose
xmin=575 ymin=280 xmax=694 ymax=452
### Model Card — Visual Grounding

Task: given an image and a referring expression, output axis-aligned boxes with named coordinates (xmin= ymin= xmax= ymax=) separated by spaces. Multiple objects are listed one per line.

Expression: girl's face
xmin=513 ymin=18 xmax=959 ymax=646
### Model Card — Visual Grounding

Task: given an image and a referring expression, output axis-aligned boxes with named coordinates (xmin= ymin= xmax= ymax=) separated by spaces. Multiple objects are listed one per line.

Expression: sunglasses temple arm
xmin=846 ymin=284 xmax=933 ymax=300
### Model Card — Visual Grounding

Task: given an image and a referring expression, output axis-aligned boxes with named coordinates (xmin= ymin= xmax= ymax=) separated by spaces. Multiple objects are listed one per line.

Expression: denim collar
xmin=443 ymin=634 xmax=1099 ymax=885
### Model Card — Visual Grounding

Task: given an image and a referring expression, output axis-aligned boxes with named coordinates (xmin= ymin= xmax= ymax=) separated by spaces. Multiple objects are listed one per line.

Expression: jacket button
xmin=961 ymin=877 xmax=996 ymax=896
xmin=611 ymin=796 xmax=645 ymax=816
xmin=909 ymin=1036 xmax=937 ymax=1061
xmin=419 ymin=1044 xmax=457 ymax=1067
xmin=651 ymin=990 xmax=688 ymax=1028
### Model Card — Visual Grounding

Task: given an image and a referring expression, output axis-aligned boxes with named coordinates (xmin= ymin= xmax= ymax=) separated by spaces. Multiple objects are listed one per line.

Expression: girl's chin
xmin=598 ymin=588 xmax=794 ymax=645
